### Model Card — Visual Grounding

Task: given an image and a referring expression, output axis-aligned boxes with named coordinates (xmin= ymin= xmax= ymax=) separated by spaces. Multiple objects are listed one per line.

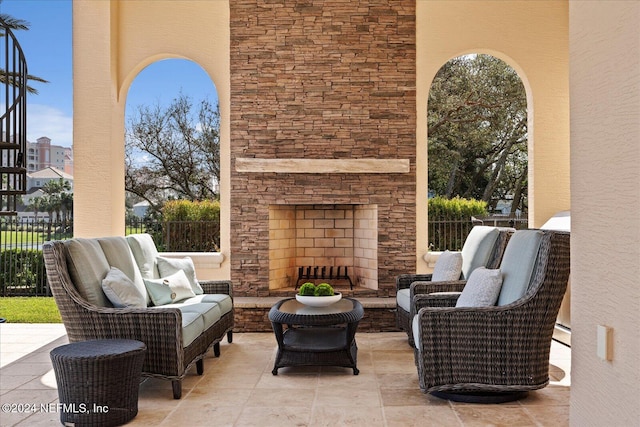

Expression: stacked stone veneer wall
xmin=230 ymin=0 xmax=417 ymax=297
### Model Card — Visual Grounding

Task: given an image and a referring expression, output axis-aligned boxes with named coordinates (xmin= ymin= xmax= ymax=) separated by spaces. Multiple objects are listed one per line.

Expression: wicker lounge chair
xmin=411 ymin=229 xmax=570 ymax=402
xmin=395 ymin=226 xmax=513 ymax=346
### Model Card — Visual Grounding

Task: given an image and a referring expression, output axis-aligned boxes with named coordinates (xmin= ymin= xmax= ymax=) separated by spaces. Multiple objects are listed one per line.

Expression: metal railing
xmin=1 ymin=217 xmax=221 ymax=296
xmin=2 ymin=215 xmax=527 ymax=296
xmin=429 ymin=215 xmax=528 ymax=251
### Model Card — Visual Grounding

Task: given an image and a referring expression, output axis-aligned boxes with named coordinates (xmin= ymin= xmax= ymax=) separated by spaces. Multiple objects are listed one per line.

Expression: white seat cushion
xmin=148 ymin=304 xmax=220 ymax=347
xmin=396 ymin=288 xmax=411 ymax=311
xmin=183 ymin=294 xmax=233 ymax=315
xmin=412 ymin=314 xmax=421 ymax=349
xmin=179 ymin=311 xmax=204 ymax=347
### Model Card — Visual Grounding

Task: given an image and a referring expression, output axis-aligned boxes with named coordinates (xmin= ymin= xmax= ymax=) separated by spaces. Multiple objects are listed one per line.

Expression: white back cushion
xmin=460 ymin=226 xmax=500 ymax=279
xmin=497 ymin=230 xmax=543 ymax=306
xmin=126 ymin=234 xmax=160 ymax=279
xmin=64 ymin=239 xmax=111 ymax=307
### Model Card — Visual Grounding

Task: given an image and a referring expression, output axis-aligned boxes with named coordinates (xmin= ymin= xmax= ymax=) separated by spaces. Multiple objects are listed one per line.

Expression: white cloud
xmin=26 ymin=104 xmax=73 ymax=147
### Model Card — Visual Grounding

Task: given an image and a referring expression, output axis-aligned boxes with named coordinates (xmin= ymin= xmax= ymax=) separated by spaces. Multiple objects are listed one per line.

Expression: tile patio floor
xmin=0 ymin=324 xmax=571 ymax=426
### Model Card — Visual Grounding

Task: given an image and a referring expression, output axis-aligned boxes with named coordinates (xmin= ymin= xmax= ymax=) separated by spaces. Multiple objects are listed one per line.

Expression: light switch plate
xmin=596 ymin=325 xmax=612 ymax=361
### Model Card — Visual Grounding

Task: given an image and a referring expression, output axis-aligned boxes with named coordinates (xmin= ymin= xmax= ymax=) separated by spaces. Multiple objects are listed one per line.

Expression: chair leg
xmin=196 ymin=359 xmax=204 ymax=375
xmin=214 ymin=342 xmax=221 ymax=357
xmin=227 ymin=330 xmax=233 ymax=343
xmin=172 ymin=380 xmax=182 ymax=399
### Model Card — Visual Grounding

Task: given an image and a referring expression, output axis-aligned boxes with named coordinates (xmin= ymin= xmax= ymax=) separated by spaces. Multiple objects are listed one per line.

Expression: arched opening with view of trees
xmin=428 ymin=54 xmax=528 ymax=216
xmin=124 ymin=58 xmax=221 ymax=251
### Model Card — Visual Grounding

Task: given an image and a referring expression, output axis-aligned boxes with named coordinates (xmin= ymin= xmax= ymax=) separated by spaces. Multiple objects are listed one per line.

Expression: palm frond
xmin=0 ymin=70 xmax=49 ymax=94
xmin=0 ymin=14 xmax=31 ymax=32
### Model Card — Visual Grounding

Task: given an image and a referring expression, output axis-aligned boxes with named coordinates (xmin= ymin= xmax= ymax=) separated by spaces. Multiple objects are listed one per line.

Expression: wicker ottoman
xmin=50 ymin=339 xmax=146 ymax=427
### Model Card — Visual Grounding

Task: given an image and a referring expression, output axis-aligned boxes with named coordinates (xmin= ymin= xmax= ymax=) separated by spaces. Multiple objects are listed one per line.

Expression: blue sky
xmin=2 ymin=0 xmax=218 ymax=148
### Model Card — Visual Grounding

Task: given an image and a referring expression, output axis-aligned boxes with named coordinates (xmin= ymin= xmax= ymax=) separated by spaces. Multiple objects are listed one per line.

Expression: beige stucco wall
xmin=74 ymin=1 xmax=570 ymax=279
xmin=71 ymin=0 xmax=640 ymax=421
xmin=569 ymin=2 xmax=640 ymax=425
xmin=73 ymin=0 xmax=231 ymax=279
xmin=416 ymin=0 xmax=570 ymax=272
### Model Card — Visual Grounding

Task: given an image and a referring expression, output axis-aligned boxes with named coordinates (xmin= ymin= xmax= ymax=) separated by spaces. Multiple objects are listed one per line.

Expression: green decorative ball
xmin=298 ymin=282 xmax=317 ymax=296
xmin=315 ymin=283 xmax=334 ymax=296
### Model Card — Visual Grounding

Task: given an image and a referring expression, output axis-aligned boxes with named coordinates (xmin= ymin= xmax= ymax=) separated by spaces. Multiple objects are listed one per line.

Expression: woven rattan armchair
xmin=396 ymin=226 xmax=513 ymax=346
xmin=412 ymin=229 xmax=570 ymax=402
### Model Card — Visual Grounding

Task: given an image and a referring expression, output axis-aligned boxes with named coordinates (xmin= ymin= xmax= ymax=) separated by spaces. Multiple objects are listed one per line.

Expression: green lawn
xmin=1 ymin=229 xmax=73 ymax=245
xmin=0 ymin=230 xmax=47 ymax=244
xmin=0 ymin=297 xmax=62 ymax=323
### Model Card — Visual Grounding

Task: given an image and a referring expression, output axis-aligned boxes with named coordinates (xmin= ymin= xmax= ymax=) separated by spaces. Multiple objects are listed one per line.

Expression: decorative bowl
xmin=295 ymin=292 xmax=342 ymax=307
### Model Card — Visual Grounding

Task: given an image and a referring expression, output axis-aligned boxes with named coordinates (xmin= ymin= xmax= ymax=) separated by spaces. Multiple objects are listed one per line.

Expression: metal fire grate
xmin=295 ymin=266 xmax=354 ymax=290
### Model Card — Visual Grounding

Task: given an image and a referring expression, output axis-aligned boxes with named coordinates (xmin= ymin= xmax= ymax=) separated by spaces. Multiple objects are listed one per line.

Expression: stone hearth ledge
xmin=234 ymin=297 xmax=395 ymax=309
xmin=235 ymin=158 xmax=410 ymax=173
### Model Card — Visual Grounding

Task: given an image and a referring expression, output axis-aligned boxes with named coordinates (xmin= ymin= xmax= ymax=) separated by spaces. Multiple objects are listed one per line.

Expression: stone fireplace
xmin=229 ymin=0 xmax=417 ymax=297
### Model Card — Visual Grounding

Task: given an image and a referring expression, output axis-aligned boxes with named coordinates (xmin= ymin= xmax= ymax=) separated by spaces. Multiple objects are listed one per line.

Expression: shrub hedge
xmin=0 ymin=249 xmax=49 ymax=296
xmin=428 ymin=196 xmax=488 ymax=219
xmin=161 ymin=200 xmax=221 ymax=252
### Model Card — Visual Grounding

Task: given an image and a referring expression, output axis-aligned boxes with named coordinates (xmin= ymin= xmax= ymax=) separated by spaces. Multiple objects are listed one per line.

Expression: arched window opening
xmin=124 ymin=59 xmax=221 ymax=251
xmin=428 ymin=54 xmax=528 ymax=250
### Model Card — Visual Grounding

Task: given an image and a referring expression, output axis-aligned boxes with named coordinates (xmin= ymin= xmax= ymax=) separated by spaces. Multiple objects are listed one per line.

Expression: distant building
xmin=2 ymin=135 xmax=73 ymax=175
xmin=25 ymin=137 xmax=74 ymax=175
xmin=26 ymin=167 xmax=74 ymax=192
xmin=132 ymin=200 xmax=150 ymax=218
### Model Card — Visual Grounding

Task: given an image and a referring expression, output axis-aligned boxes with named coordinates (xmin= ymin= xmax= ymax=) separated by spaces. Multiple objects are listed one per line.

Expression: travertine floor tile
xmin=522 ymin=404 xmax=570 ymax=427
xmin=384 ymin=405 xmax=462 ymax=427
xmin=452 ymin=404 xmax=537 ymax=427
xmin=309 ymin=405 xmax=385 ymax=427
xmin=314 ymin=385 xmax=382 ymax=407
xmin=235 ymin=406 xmax=311 ymax=427
xmin=0 ymin=329 xmax=572 ymax=427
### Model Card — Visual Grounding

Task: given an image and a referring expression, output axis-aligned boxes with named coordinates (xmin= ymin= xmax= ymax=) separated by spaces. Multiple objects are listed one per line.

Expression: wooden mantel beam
xmin=235 ymin=158 xmax=410 ymax=174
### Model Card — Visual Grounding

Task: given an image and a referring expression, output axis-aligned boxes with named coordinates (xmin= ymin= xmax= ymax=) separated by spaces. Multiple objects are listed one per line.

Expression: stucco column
xmin=73 ymin=1 xmax=125 ymax=237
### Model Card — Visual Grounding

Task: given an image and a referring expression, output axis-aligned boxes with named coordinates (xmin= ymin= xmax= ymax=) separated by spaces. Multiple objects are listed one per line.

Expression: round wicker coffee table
xmin=50 ymin=339 xmax=146 ymax=427
xmin=269 ymin=297 xmax=364 ymax=375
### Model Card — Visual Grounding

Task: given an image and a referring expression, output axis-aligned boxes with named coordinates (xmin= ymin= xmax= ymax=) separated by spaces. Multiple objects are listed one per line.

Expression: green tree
xmin=41 ymin=178 xmax=72 ymax=222
xmin=26 ymin=195 xmax=44 ymax=221
xmin=125 ymin=93 xmax=221 ymax=215
xmin=428 ymin=54 xmax=527 ymax=214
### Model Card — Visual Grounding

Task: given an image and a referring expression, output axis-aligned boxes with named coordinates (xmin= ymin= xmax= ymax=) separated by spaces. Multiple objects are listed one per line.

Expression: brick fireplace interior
xmin=229 ymin=0 xmax=417 ymax=297
xmin=269 ymin=204 xmax=378 ymax=291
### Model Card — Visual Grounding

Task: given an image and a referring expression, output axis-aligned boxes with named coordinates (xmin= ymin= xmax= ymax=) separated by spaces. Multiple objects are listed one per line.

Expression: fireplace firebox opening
xmin=269 ymin=204 xmax=378 ymax=291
